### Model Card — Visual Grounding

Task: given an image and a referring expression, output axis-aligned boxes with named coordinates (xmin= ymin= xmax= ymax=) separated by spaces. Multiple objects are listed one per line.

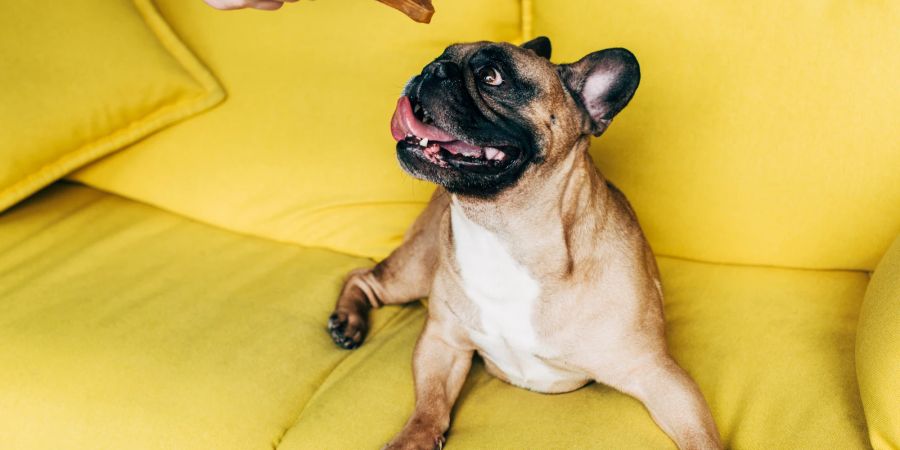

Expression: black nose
xmin=427 ymin=60 xmax=460 ymax=79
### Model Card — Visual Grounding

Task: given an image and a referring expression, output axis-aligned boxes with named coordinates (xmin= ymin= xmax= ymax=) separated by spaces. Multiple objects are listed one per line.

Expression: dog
xmin=327 ymin=36 xmax=722 ymax=450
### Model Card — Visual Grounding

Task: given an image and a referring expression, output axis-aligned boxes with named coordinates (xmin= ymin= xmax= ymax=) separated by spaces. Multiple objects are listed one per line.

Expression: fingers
xmin=250 ymin=0 xmax=299 ymax=10
xmin=203 ymin=0 xmax=298 ymax=11
xmin=251 ymin=1 xmax=285 ymax=10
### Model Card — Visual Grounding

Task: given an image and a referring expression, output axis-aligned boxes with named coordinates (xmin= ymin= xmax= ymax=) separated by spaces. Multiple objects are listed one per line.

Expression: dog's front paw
xmin=383 ymin=430 xmax=446 ymax=450
xmin=327 ymin=309 xmax=368 ymax=349
xmin=328 ymin=270 xmax=375 ymax=349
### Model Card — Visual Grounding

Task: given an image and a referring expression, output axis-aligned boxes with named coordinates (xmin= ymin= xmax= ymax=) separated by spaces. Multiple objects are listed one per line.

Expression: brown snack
xmin=376 ymin=0 xmax=434 ymax=23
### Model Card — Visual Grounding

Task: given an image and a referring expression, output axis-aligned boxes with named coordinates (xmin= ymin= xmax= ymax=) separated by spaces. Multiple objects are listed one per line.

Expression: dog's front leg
xmin=385 ymin=318 xmax=473 ymax=450
xmin=596 ymin=355 xmax=722 ymax=450
xmin=329 ymin=190 xmax=449 ymax=349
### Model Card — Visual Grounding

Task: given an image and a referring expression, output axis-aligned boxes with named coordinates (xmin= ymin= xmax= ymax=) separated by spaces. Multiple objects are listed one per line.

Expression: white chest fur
xmin=450 ymin=199 xmax=586 ymax=393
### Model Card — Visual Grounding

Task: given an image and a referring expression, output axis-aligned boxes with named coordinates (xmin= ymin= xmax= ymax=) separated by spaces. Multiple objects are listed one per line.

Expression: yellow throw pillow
xmin=70 ymin=0 xmax=522 ymax=260
xmin=531 ymin=1 xmax=900 ymax=270
xmin=0 ymin=0 xmax=224 ymax=212
xmin=857 ymin=234 xmax=900 ymax=450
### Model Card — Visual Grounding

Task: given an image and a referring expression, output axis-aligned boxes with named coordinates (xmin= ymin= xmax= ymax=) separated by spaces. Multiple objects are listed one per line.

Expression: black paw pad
xmin=327 ymin=312 xmax=364 ymax=350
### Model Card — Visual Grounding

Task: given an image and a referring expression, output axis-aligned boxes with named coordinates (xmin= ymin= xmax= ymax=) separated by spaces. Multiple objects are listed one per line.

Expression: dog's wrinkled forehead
xmin=434 ymin=41 xmax=558 ymax=98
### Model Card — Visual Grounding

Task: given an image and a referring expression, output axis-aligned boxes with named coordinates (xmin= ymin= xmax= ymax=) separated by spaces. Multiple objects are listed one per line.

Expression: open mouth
xmin=390 ymin=96 xmax=520 ymax=174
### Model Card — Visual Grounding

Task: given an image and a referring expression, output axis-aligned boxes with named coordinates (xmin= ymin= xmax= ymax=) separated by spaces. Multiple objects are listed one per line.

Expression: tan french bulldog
xmin=328 ymin=37 xmax=721 ymax=450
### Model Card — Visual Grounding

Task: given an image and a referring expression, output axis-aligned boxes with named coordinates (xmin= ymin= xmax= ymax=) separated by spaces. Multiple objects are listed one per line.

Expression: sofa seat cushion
xmin=0 ymin=183 xmax=871 ymax=448
xmin=279 ymin=258 xmax=870 ymax=449
xmin=0 ymin=0 xmax=223 ymax=213
xmin=0 ymin=183 xmax=414 ymax=449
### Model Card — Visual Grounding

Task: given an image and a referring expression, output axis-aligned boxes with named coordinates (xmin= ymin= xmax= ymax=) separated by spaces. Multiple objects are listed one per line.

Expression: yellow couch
xmin=1 ymin=1 xmax=897 ymax=448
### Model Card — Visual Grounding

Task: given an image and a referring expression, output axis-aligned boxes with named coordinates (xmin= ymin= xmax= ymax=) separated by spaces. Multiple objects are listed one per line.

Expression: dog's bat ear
xmin=559 ymin=48 xmax=640 ymax=136
xmin=521 ymin=36 xmax=552 ymax=60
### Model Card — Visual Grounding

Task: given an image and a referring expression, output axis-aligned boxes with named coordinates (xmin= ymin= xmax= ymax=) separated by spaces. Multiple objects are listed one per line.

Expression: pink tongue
xmin=441 ymin=140 xmax=483 ymax=156
xmin=390 ymin=96 xmax=457 ymax=143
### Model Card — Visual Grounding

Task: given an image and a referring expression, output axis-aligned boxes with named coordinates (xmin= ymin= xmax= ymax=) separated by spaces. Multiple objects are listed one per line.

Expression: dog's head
xmin=391 ymin=37 xmax=639 ymax=197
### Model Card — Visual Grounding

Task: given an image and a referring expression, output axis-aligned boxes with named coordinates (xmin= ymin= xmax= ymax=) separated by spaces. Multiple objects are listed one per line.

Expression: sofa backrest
xmin=532 ymin=0 xmax=900 ymax=270
xmin=71 ymin=0 xmax=899 ymax=271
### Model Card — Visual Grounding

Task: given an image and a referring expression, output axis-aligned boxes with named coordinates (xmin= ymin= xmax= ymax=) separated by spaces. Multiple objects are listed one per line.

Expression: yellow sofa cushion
xmin=857 ymin=234 xmax=900 ymax=450
xmin=279 ymin=257 xmax=869 ymax=448
xmin=70 ymin=0 xmax=521 ymax=260
xmin=0 ymin=0 xmax=223 ymax=213
xmin=0 ymin=182 xmax=413 ymax=449
xmin=531 ymin=1 xmax=900 ymax=270
xmin=0 ymin=188 xmax=871 ymax=449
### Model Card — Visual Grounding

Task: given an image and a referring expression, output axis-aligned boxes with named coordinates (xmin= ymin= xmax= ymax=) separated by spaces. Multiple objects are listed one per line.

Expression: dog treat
xmin=377 ymin=0 xmax=434 ymax=23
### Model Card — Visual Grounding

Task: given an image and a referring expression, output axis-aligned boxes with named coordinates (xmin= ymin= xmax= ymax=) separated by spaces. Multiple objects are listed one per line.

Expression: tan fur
xmin=330 ymin=43 xmax=721 ymax=450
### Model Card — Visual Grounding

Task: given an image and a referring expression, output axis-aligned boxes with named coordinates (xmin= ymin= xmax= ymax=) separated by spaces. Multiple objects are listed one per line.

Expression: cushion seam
xmin=133 ymin=0 xmax=223 ymax=94
xmin=520 ymin=0 xmax=532 ymax=41
xmin=72 ymin=184 xmax=877 ymax=274
xmin=655 ymin=253 xmax=873 ymax=275
xmin=272 ymin=306 xmax=416 ymax=449
xmin=61 ymin=176 xmax=882 ymax=278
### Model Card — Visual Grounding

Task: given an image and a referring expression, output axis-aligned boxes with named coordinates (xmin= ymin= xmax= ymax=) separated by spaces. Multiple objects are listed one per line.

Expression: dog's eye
xmin=476 ymin=65 xmax=503 ymax=86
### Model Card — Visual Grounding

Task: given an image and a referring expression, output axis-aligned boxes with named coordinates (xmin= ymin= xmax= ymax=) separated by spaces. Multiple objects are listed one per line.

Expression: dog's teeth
xmin=485 ymin=147 xmax=506 ymax=161
xmin=419 ymin=138 xmax=429 ymax=147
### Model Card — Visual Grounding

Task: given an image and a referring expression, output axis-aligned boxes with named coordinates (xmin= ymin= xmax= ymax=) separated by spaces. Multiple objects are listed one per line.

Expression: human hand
xmin=203 ymin=0 xmax=297 ymax=11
